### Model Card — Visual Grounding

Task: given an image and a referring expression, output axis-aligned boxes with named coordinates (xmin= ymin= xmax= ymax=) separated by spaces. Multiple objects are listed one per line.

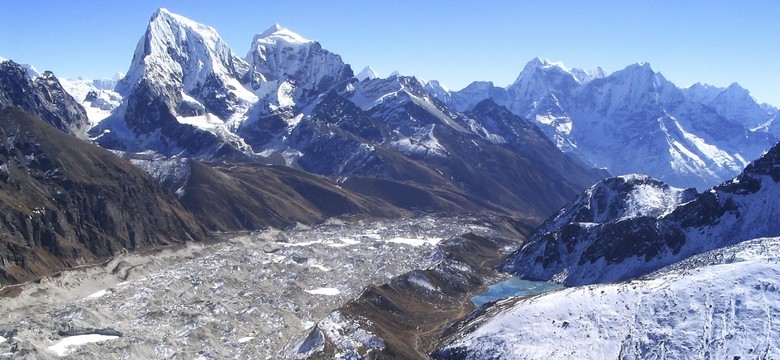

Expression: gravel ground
xmin=0 ymin=215 xmax=507 ymax=359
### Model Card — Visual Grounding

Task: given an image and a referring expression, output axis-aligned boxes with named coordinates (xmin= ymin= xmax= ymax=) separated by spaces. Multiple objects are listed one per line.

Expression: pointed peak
xmin=152 ymin=7 xmax=168 ymax=17
xmin=720 ymin=82 xmax=752 ymax=99
xmin=527 ymin=57 xmax=544 ymax=66
xmin=260 ymin=23 xmax=284 ymax=38
xmin=726 ymin=82 xmax=745 ymax=91
xmin=146 ymin=8 xmax=215 ymax=35
xmin=523 ymin=57 xmax=567 ymax=71
xmin=151 ymin=7 xmax=178 ymax=22
xmin=626 ymin=62 xmax=655 ymax=72
xmin=254 ymin=24 xmax=310 ymax=44
xmin=356 ymin=66 xmax=379 ymax=81
xmin=425 ymin=79 xmax=449 ymax=91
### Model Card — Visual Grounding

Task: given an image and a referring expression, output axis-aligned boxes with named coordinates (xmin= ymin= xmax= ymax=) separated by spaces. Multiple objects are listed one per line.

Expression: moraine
xmin=0 ymin=215 xmax=516 ymax=359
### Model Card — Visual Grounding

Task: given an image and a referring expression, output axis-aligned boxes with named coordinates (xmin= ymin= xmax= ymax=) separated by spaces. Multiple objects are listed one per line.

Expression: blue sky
xmin=1 ymin=1 xmax=778 ymax=105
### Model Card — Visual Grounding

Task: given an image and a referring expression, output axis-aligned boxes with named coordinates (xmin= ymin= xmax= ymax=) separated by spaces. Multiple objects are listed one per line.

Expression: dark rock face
xmin=0 ymin=107 xmax=208 ymax=285
xmin=84 ymin=11 xmax=604 ymax=222
xmin=738 ymin=141 xmax=780 ymax=182
xmin=0 ymin=61 xmax=89 ymax=136
xmin=285 ymin=88 xmax=605 ymax=221
xmin=93 ymin=8 xmax=253 ymax=160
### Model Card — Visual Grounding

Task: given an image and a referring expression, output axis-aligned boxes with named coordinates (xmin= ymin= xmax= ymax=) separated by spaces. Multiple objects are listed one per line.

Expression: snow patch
xmin=48 ymin=334 xmax=120 ymax=357
xmin=385 ymin=237 xmax=441 ymax=247
xmin=237 ymin=336 xmax=254 ymax=343
xmin=304 ymin=287 xmax=340 ymax=296
xmin=407 ymin=273 xmax=438 ymax=292
xmin=308 ymin=263 xmax=331 ymax=272
xmin=314 ymin=311 xmax=385 ymax=358
xmin=85 ymin=289 xmax=109 ymax=299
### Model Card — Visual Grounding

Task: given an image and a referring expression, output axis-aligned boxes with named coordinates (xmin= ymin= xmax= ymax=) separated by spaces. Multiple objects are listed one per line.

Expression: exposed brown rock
xmin=0 ymin=107 xmax=208 ymax=285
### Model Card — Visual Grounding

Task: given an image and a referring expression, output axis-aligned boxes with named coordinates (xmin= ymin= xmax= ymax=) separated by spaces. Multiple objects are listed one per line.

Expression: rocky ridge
xmin=501 ymin=140 xmax=780 ymax=285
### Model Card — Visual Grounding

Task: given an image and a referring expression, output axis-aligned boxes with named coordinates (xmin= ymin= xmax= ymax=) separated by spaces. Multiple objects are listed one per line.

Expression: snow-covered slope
xmin=443 ymin=59 xmax=776 ymax=189
xmin=60 ymin=77 xmax=122 ymax=125
xmin=501 ymin=141 xmax=780 ymax=285
xmin=237 ymin=24 xmax=354 ymax=150
xmin=437 ymin=237 xmax=780 ymax=360
xmin=115 ymin=8 xmax=254 ymax=114
xmin=685 ymin=82 xmax=775 ymax=130
xmin=244 ymin=24 xmax=353 ymax=110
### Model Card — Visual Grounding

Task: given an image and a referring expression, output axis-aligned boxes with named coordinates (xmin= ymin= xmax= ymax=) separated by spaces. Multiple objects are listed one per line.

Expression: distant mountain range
xmin=62 ymin=8 xmax=603 ymax=221
xmin=437 ymin=58 xmax=777 ymax=189
xmin=44 ymin=8 xmax=777 ymax=192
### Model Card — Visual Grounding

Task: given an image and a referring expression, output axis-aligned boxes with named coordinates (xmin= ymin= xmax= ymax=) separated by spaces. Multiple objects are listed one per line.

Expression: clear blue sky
xmin=1 ymin=1 xmax=778 ymax=105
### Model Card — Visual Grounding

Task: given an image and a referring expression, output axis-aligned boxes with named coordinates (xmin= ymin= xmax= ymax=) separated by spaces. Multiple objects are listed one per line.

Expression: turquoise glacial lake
xmin=471 ymin=277 xmax=563 ymax=306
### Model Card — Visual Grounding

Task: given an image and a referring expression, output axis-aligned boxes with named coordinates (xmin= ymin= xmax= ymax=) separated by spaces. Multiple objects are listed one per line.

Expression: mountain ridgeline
xmin=64 ymin=9 xmax=776 ymax=194
xmin=73 ymin=8 xmax=606 ymax=222
xmin=439 ymin=59 xmax=778 ymax=190
xmin=500 ymin=141 xmax=780 ymax=286
xmin=0 ymin=7 xmax=778 ymax=360
xmin=0 ymin=7 xmax=603 ymax=290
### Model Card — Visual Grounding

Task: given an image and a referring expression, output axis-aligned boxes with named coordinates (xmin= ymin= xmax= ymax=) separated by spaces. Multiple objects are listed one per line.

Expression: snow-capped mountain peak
xmin=512 ymin=58 xmax=571 ymax=85
xmin=254 ymin=23 xmax=311 ymax=45
xmin=507 ymin=58 xmax=580 ymax=107
xmin=91 ymin=8 xmax=256 ymax=159
xmin=244 ymin=24 xmax=352 ymax=108
xmin=683 ymin=81 xmax=774 ymax=130
xmin=501 ymin=140 xmax=780 ymax=286
xmin=512 ymin=58 xmax=603 ymax=88
xmin=117 ymin=7 xmax=250 ymax=98
xmin=423 ymin=79 xmax=451 ymax=103
xmin=684 ymin=82 xmax=722 ymax=103
xmin=0 ymin=57 xmax=40 ymax=79
xmin=356 ymin=66 xmax=379 ymax=81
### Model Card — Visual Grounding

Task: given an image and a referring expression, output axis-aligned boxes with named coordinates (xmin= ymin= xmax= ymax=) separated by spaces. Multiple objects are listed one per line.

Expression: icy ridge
xmin=502 ymin=141 xmax=780 ymax=286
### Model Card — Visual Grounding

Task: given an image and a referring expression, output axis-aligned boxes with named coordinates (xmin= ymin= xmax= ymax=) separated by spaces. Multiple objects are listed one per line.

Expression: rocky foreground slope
xmin=0 ymin=107 xmax=208 ymax=285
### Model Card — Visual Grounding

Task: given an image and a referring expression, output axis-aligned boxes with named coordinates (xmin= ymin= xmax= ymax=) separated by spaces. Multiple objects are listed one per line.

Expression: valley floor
xmin=0 ymin=215 xmax=508 ymax=359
